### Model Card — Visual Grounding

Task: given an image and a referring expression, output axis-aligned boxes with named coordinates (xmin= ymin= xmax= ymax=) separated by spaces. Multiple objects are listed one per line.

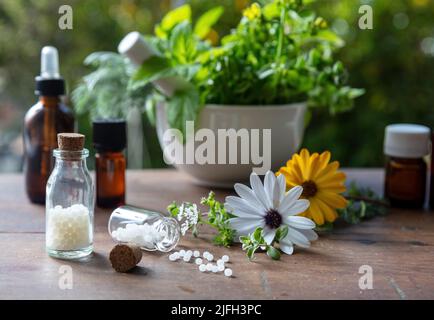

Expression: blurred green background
xmin=0 ymin=0 xmax=433 ymax=172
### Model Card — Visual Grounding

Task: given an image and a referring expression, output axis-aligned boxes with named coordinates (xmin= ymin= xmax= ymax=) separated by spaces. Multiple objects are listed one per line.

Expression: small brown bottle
xmin=23 ymin=46 xmax=74 ymax=204
xmin=384 ymin=124 xmax=430 ymax=208
xmin=93 ymin=120 xmax=127 ymax=208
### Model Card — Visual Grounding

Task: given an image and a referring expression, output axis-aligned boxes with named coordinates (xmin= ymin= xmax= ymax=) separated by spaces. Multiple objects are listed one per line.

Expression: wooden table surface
xmin=1 ymin=169 xmax=433 ymax=300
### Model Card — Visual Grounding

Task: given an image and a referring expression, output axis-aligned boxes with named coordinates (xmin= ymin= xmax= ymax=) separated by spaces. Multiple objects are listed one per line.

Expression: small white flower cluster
xmin=112 ymin=223 xmax=166 ymax=249
xmin=176 ymin=203 xmax=199 ymax=235
xmin=168 ymin=249 xmax=233 ymax=277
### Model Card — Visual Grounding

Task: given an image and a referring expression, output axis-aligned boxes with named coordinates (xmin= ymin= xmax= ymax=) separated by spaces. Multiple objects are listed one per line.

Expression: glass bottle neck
xmin=40 ymin=96 xmax=61 ymax=107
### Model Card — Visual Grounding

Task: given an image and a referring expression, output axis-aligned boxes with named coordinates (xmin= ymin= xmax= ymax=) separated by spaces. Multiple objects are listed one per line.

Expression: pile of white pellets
xmin=168 ymin=250 xmax=233 ymax=277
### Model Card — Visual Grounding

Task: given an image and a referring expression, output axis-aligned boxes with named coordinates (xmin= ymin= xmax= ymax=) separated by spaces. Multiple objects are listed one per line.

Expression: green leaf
xmin=170 ymin=21 xmax=196 ymax=64
xmin=266 ymin=246 xmax=281 ymax=260
xmin=263 ymin=2 xmax=280 ymax=20
xmin=252 ymin=227 xmax=263 ymax=242
xmin=194 ymin=6 xmax=224 ymax=39
xmin=247 ymin=247 xmax=256 ymax=260
xmin=166 ymin=88 xmax=200 ymax=139
xmin=130 ymin=56 xmax=171 ymax=89
xmin=160 ymin=4 xmax=191 ymax=32
xmin=276 ymin=226 xmax=289 ymax=241
xmin=315 ymin=30 xmax=345 ymax=47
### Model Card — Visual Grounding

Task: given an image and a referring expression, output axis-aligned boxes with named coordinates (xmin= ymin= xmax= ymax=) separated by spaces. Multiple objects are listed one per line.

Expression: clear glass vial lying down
xmin=108 ymin=206 xmax=180 ymax=252
xmin=46 ymin=133 xmax=94 ymax=260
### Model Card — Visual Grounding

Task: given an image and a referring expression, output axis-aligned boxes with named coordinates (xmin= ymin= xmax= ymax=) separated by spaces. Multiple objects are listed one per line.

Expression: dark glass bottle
xmin=385 ymin=157 xmax=427 ymax=208
xmin=93 ymin=120 xmax=127 ymax=208
xmin=384 ymin=124 xmax=430 ymax=209
xmin=23 ymin=47 xmax=74 ymax=204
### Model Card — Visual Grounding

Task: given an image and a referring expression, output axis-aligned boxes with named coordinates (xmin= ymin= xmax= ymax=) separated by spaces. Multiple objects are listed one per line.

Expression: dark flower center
xmin=301 ymin=180 xmax=318 ymax=198
xmin=264 ymin=209 xmax=282 ymax=229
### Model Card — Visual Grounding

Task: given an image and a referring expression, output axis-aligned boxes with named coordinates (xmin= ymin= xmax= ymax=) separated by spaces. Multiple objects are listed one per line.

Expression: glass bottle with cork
xmin=384 ymin=124 xmax=430 ymax=208
xmin=93 ymin=119 xmax=127 ymax=208
xmin=46 ymin=133 xmax=94 ymax=260
xmin=23 ymin=46 xmax=74 ymax=204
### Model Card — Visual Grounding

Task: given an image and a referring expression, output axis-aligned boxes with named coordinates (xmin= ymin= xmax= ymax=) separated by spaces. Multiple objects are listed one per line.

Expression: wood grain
xmin=0 ymin=169 xmax=433 ymax=300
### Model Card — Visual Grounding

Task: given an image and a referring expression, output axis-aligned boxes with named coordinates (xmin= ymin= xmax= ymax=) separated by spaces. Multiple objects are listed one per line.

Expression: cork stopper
xmin=58 ymin=133 xmax=85 ymax=151
xmin=109 ymin=244 xmax=143 ymax=273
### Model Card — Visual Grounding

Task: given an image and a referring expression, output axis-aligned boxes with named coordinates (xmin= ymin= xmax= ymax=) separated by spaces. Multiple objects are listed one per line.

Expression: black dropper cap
xmin=35 ymin=46 xmax=66 ymax=96
xmin=93 ymin=119 xmax=127 ymax=152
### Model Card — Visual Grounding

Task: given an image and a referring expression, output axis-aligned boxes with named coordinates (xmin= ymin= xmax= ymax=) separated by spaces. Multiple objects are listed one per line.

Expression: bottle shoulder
xmin=24 ymin=99 xmax=75 ymax=125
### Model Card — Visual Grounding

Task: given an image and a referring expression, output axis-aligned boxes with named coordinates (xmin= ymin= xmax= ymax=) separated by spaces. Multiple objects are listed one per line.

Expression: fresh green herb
xmin=132 ymin=0 xmax=364 ymax=137
xmin=168 ymin=191 xmax=235 ymax=247
xmin=240 ymin=225 xmax=288 ymax=261
xmin=72 ymin=52 xmax=150 ymax=119
xmin=339 ymin=182 xmax=389 ymax=225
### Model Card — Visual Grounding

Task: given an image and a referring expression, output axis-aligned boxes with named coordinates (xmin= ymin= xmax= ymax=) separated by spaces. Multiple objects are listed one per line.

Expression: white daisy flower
xmin=225 ymin=171 xmax=318 ymax=255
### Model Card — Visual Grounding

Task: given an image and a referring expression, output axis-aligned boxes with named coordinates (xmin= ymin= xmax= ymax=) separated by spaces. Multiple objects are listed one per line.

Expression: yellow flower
xmin=243 ymin=3 xmax=261 ymax=20
xmin=277 ymin=149 xmax=347 ymax=226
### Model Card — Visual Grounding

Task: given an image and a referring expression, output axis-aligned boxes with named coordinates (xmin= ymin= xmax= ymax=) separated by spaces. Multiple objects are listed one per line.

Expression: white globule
xmin=46 ymin=204 xmax=91 ymax=251
xmin=112 ymin=222 xmax=167 ymax=249
xmin=224 ymin=268 xmax=233 ymax=277
xmin=199 ymin=264 xmax=207 ymax=272
xmin=168 ymin=248 xmax=233 ymax=278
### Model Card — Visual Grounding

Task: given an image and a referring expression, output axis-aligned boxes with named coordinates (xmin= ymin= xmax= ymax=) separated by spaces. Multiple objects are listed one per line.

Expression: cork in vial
xmin=57 ymin=133 xmax=85 ymax=151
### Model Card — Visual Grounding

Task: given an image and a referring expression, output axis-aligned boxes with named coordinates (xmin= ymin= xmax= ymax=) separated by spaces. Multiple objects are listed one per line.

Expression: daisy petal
xmin=284 ymin=227 xmax=311 ymax=248
xmin=262 ymin=227 xmax=277 ymax=245
xmin=285 ymin=199 xmax=310 ymax=216
xmin=276 ymin=174 xmax=286 ymax=203
xmin=228 ymin=218 xmax=262 ymax=231
xmin=264 ymin=171 xmax=275 ymax=206
xmin=280 ymin=242 xmax=294 ymax=255
xmin=225 ymin=196 xmax=265 ymax=217
xmin=278 ymin=185 xmax=303 ymax=213
xmin=298 ymin=229 xmax=318 ymax=241
xmin=284 ymin=216 xmax=316 ymax=229
xmin=234 ymin=220 xmax=265 ymax=238
xmin=250 ymin=172 xmax=272 ymax=209
xmin=234 ymin=183 xmax=266 ymax=211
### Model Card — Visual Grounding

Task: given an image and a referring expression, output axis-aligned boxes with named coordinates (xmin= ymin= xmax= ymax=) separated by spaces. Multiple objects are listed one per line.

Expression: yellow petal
xmin=307 ymin=153 xmax=321 ymax=180
xmin=307 ymin=198 xmax=325 ymax=225
xmin=316 ymin=180 xmax=347 ymax=193
xmin=315 ymin=161 xmax=340 ymax=184
xmin=315 ymin=197 xmax=338 ymax=223
xmin=312 ymin=151 xmax=331 ymax=179
xmin=317 ymin=191 xmax=348 ymax=209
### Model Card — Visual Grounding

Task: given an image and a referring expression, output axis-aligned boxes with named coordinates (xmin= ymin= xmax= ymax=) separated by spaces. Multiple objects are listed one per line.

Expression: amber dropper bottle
xmin=23 ymin=46 xmax=74 ymax=204
xmin=93 ymin=120 xmax=127 ymax=208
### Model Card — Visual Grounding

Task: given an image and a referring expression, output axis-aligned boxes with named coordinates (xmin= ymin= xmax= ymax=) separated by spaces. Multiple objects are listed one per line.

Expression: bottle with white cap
xmin=23 ymin=46 xmax=75 ymax=204
xmin=384 ymin=124 xmax=430 ymax=208
xmin=117 ymin=31 xmax=189 ymax=96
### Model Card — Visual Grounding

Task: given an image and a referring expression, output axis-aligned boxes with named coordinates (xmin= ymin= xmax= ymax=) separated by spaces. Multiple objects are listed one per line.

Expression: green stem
xmin=345 ymin=195 xmax=390 ymax=208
